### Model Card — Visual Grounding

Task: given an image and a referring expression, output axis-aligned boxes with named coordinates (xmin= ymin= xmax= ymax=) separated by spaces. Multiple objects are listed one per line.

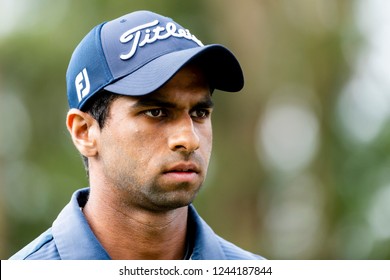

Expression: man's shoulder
xmin=9 ymin=228 xmax=61 ymax=260
xmin=216 ymin=235 xmax=265 ymax=260
xmin=188 ymin=205 xmax=265 ymax=260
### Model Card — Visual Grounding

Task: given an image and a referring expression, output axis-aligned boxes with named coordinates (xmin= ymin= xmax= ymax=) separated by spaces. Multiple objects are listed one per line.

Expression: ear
xmin=66 ymin=109 xmax=99 ymax=157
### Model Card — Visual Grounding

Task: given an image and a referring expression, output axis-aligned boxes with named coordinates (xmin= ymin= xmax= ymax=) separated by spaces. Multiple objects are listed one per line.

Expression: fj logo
xmin=75 ymin=68 xmax=91 ymax=102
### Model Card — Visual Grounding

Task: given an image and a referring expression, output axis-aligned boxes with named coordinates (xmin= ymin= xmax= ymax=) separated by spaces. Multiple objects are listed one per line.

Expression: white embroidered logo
xmin=119 ymin=20 xmax=203 ymax=60
xmin=75 ymin=68 xmax=91 ymax=102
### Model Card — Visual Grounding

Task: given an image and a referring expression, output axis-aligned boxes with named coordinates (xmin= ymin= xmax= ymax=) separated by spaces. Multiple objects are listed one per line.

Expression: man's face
xmin=95 ymin=64 xmax=213 ymax=211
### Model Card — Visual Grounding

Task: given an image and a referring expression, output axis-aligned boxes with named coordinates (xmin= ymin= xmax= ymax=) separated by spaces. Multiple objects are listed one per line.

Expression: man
xmin=10 ymin=10 xmax=263 ymax=260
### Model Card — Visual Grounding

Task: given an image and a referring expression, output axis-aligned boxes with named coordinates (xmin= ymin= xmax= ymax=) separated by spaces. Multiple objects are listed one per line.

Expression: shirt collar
xmin=188 ymin=204 xmax=225 ymax=259
xmin=52 ymin=188 xmax=111 ymax=260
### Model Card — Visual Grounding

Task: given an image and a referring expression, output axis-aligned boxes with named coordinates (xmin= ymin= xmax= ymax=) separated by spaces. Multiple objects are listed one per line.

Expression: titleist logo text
xmin=119 ymin=20 xmax=203 ymax=60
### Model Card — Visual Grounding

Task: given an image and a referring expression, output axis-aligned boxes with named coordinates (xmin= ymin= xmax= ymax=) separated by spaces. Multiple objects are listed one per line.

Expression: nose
xmin=168 ymin=115 xmax=200 ymax=153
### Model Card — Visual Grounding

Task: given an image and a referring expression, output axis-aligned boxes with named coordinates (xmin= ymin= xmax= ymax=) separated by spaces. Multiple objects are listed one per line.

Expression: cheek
xmin=198 ymin=124 xmax=213 ymax=158
xmin=120 ymin=126 xmax=165 ymax=165
xmin=99 ymin=128 xmax=156 ymax=183
xmin=203 ymin=131 xmax=212 ymax=151
xmin=204 ymin=121 xmax=213 ymax=140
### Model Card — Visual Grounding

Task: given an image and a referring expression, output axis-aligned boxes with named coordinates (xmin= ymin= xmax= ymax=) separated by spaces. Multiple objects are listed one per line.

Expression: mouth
xmin=163 ymin=162 xmax=200 ymax=174
xmin=162 ymin=162 xmax=201 ymax=183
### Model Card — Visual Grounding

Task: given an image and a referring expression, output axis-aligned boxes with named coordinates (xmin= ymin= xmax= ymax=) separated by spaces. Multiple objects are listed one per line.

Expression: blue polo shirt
xmin=10 ymin=188 xmax=263 ymax=260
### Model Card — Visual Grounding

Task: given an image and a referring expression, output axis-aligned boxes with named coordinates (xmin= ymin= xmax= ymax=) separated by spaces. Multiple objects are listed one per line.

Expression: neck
xmin=82 ymin=186 xmax=189 ymax=260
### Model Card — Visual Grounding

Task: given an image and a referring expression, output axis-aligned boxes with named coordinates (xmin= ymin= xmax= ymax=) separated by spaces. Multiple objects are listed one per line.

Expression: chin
xmin=149 ymin=191 xmax=199 ymax=212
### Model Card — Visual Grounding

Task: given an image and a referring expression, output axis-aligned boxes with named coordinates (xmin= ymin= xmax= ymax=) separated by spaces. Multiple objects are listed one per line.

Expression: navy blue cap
xmin=66 ymin=10 xmax=244 ymax=110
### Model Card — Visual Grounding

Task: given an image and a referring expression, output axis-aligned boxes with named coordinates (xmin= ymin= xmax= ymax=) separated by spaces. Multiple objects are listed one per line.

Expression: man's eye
xmin=191 ymin=109 xmax=210 ymax=119
xmin=145 ymin=109 xmax=166 ymax=118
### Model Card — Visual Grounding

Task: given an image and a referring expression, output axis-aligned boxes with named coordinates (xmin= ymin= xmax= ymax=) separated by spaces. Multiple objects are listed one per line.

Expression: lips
xmin=160 ymin=161 xmax=202 ymax=184
xmin=163 ymin=162 xmax=200 ymax=174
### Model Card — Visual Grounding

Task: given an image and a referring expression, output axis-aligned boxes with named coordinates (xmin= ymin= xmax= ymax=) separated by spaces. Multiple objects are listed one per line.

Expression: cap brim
xmin=104 ymin=44 xmax=244 ymax=96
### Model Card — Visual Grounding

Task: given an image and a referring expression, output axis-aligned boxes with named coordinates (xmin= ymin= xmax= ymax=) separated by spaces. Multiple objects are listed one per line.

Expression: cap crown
xmin=66 ymin=11 xmax=203 ymax=109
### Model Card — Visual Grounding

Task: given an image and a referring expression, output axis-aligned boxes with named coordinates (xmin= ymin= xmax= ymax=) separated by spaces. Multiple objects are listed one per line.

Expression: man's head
xmin=65 ymin=10 xmax=244 ymax=210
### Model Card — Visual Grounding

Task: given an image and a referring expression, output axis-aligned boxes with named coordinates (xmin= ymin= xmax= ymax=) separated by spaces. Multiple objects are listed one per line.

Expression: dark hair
xmin=81 ymin=90 xmax=120 ymax=176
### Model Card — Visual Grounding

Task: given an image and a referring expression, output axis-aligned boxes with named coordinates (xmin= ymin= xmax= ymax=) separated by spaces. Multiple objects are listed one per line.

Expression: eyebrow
xmin=131 ymin=96 xmax=214 ymax=110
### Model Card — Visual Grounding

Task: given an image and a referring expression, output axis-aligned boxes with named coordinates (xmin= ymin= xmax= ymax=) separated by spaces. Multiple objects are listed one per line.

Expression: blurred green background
xmin=1 ymin=0 xmax=390 ymax=260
